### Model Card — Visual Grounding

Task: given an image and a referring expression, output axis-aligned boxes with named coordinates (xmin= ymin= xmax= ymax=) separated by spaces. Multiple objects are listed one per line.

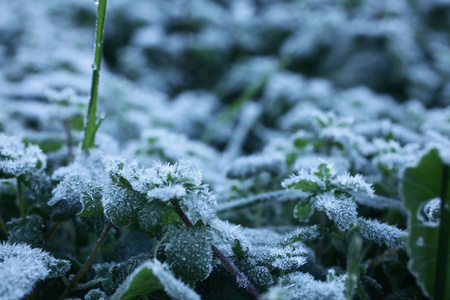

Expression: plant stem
xmin=81 ymin=0 xmax=108 ymax=152
xmin=44 ymin=222 xmax=61 ymax=242
xmin=435 ymin=164 xmax=449 ymax=300
xmin=58 ymin=221 xmax=113 ymax=300
xmin=16 ymin=178 xmax=25 ymax=219
xmin=368 ymin=247 xmax=400 ymax=269
xmin=169 ymin=199 xmax=260 ymax=299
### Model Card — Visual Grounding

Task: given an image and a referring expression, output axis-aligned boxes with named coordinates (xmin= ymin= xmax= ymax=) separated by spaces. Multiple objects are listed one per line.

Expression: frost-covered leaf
xmin=138 ymin=200 xmax=182 ymax=238
xmin=278 ymin=271 xmax=346 ymax=300
xmin=357 ymin=217 xmax=406 ymax=248
xmin=84 ymin=289 xmax=106 ymax=300
xmin=0 ymin=134 xmax=46 ymax=178
xmin=0 ymin=243 xmax=70 ymax=300
xmin=165 ymin=225 xmax=213 ymax=282
xmin=49 ymin=153 xmax=106 ymax=218
xmin=111 ymin=259 xmax=200 ymax=300
xmin=282 ymin=161 xmax=374 ymax=196
xmin=281 ymin=225 xmax=329 ymax=245
xmin=402 ymin=149 xmax=450 ymax=298
xmin=293 ymin=200 xmax=314 ymax=222
xmin=6 ymin=214 xmax=44 ymax=248
xmin=102 ymin=184 xmax=146 ymax=227
xmin=311 ymin=192 xmax=358 ymax=231
xmin=421 ymin=197 xmax=440 ymax=224
xmin=226 ymin=153 xmax=286 ymax=179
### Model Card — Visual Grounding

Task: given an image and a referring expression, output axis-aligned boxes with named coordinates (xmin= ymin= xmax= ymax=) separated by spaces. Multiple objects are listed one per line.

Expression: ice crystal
xmin=0 ymin=134 xmax=46 ymax=178
xmin=423 ymin=198 xmax=440 ymax=223
xmin=357 ymin=217 xmax=406 ymax=248
xmin=0 ymin=243 xmax=70 ymax=300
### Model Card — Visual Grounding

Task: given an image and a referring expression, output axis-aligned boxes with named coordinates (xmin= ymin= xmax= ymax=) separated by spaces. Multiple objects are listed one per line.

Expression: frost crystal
xmin=0 ymin=243 xmax=70 ymax=300
xmin=278 ymin=271 xmax=346 ymax=300
xmin=357 ymin=217 xmax=407 ymax=248
xmin=312 ymin=192 xmax=358 ymax=231
xmin=0 ymin=134 xmax=46 ymax=178
xmin=423 ymin=198 xmax=440 ymax=223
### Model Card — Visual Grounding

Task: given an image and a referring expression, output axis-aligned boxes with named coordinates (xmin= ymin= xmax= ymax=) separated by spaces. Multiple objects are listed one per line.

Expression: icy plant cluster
xmin=1 ymin=0 xmax=450 ymax=299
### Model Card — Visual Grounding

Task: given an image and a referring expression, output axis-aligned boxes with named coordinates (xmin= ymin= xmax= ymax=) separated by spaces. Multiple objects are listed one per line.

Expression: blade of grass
xmin=81 ymin=0 xmax=108 ymax=152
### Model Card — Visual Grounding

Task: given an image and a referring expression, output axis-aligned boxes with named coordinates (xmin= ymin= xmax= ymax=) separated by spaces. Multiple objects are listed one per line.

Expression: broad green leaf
xmin=111 ymin=260 xmax=200 ymax=300
xmin=402 ymin=149 xmax=450 ymax=299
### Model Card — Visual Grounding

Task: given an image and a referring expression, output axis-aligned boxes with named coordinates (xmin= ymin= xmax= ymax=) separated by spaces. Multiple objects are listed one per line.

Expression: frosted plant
xmin=0 ymin=134 xmax=46 ymax=178
xmin=370 ymin=138 xmax=421 ymax=175
xmin=137 ymin=128 xmax=219 ymax=167
xmin=111 ymin=259 xmax=201 ymax=300
xmin=423 ymin=198 xmax=440 ymax=223
xmin=275 ymin=270 xmax=346 ymax=300
xmin=49 ymin=151 xmax=108 ymax=219
xmin=226 ymin=153 xmax=286 ymax=179
xmin=0 ymin=243 xmax=70 ymax=300
xmin=282 ymin=161 xmax=375 ymax=232
xmin=357 ymin=217 xmax=406 ymax=248
xmin=311 ymin=192 xmax=358 ymax=231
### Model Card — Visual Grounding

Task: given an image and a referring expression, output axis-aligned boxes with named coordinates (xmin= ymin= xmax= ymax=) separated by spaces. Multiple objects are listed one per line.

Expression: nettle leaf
xmin=402 ymin=149 xmax=450 ymax=298
xmin=282 ymin=161 xmax=374 ymax=196
xmin=357 ymin=217 xmax=406 ymax=248
xmin=109 ymin=253 xmax=153 ymax=292
xmin=6 ymin=214 xmax=44 ymax=248
xmin=102 ymin=184 xmax=146 ymax=227
xmin=0 ymin=243 xmax=70 ymax=300
xmin=49 ymin=153 xmax=107 ymax=219
xmin=0 ymin=134 xmax=47 ymax=178
xmin=277 ymin=270 xmax=346 ymax=300
xmin=293 ymin=200 xmax=314 ymax=222
xmin=111 ymin=259 xmax=200 ymax=300
xmin=226 ymin=153 xmax=286 ymax=179
xmin=84 ymin=288 xmax=107 ymax=300
xmin=138 ymin=200 xmax=182 ymax=238
xmin=281 ymin=225 xmax=330 ymax=245
xmin=164 ymin=225 xmax=213 ymax=282
xmin=311 ymin=192 xmax=358 ymax=231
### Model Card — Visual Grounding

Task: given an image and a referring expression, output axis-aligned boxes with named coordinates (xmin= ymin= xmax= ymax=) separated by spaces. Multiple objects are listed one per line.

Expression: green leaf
xmin=402 ymin=149 xmax=450 ymax=299
xmin=78 ymin=183 xmax=104 ymax=217
xmin=138 ymin=200 xmax=182 ymax=239
xmin=102 ymin=186 xmax=146 ymax=227
xmin=165 ymin=225 xmax=213 ymax=282
xmin=293 ymin=200 xmax=314 ymax=222
xmin=111 ymin=260 xmax=200 ymax=300
xmin=6 ymin=214 xmax=44 ymax=248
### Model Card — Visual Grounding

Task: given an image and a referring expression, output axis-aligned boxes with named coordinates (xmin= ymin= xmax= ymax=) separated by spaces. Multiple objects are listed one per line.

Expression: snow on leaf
xmin=0 ymin=243 xmax=70 ymax=300
xmin=357 ymin=217 xmax=406 ymax=248
xmin=0 ymin=134 xmax=46 ymax=178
